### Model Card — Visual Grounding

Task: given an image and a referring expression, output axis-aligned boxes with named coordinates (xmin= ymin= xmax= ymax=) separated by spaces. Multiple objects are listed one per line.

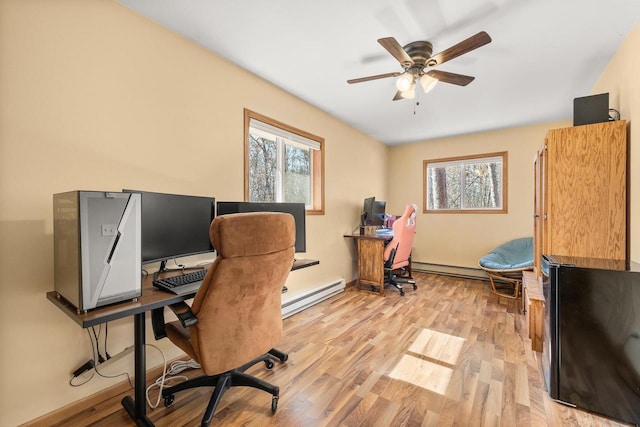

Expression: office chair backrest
xmin=189 ymin=212 xmax=295 ymax=374
xmin=383 ymin=204 xmax=416 ymax=269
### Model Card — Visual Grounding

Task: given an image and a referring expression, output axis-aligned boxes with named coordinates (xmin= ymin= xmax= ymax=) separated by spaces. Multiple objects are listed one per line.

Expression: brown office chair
xmin=154 ymin=212 xmax=295 ymax=426
xmin=383 ymin=204 xmax=417 ymax=296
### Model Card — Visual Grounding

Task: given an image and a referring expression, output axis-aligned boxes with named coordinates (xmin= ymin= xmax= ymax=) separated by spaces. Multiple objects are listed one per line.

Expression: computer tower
xmin=54 ymin=191 xmax=141 ymax=312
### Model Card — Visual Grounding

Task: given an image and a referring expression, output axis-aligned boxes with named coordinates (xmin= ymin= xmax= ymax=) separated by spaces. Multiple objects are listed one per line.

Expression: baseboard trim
xmin=281 ymin=279 xmax=346 ymax=318
xmin=20 ymin=355 xmax=190 ymax=427
xmin=412 ymin=262 xmax=489 ymax=281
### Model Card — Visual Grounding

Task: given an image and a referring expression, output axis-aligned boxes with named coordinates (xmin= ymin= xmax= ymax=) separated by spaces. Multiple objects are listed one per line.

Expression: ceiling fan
xmin=347 ymin=31 xmax=492 ymax=101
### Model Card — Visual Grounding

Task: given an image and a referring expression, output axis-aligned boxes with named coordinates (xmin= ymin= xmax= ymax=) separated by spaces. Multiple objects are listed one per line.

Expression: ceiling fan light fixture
xmin=396 ymin=73 xmax=414 ymax=92
xmin=401 ymin=83 xmax=416 ymax=99
xmin=420 ymin=74 xmax=438 ymax=94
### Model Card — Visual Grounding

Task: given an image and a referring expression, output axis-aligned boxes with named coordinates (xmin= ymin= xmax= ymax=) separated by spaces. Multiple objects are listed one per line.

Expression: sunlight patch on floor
xmin=388 ymin=328 xmax=465 ymax=395
xmin=408 ymin=328 xmax=465 ymax=366
xmin=389 ymin=354 xmax=454 ymax=394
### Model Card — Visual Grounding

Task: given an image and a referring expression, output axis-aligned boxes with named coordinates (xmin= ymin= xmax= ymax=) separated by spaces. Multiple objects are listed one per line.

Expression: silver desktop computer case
xmin=54 ymin=191 xmax=141 ymax=311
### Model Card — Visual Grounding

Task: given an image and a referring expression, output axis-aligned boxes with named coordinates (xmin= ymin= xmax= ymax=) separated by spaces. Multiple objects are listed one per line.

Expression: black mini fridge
xmin=542 ymin=255 xmax=640 ymax=425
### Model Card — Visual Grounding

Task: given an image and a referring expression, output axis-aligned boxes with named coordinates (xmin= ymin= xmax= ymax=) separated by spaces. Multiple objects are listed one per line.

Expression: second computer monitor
xmin=371 ymin=201 xmax=386 ymax=226
xmin=362 ymin=197 xmax=386 ymax=226
xmin=216 ymin=201 xmax=306 ymax=253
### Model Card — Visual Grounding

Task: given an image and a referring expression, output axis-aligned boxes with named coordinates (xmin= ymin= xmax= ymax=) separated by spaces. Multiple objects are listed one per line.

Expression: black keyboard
xmin=153 ymin=269 xmax=208 ymax=294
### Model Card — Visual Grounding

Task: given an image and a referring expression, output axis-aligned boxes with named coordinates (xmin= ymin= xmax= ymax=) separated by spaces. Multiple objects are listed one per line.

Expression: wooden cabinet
xmin=533 ymin=120 xmax=627 ymax=274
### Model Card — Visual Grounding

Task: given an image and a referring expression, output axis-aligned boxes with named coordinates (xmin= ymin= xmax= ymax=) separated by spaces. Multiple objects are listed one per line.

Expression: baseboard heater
xmin=281 ymin=279 xmax=345 ymax=319
xmin=412 ymin=262 xmax=488 ymax=280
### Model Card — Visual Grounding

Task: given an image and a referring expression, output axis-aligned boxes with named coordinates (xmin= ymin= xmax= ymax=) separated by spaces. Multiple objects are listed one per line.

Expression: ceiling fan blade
xmin=427 ymin=70 xmax=475 ymax=86
xmin=428 ymin=31 xmax=492 ymax=66
xmin=393 ymin=83 xmax=415 ymax=101
xmin=347 ymin=72 xmax=401 ymax=84
xmin=378 ymin=37 xmax=414 ymax=67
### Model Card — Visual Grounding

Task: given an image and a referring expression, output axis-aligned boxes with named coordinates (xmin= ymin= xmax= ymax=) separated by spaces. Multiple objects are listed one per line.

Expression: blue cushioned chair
xmin=478 ymin=237 xmax=534 ymax=299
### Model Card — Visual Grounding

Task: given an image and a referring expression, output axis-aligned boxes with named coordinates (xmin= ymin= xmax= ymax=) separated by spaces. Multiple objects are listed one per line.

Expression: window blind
xmin=249 ymin=118 xmax=321 ymax=151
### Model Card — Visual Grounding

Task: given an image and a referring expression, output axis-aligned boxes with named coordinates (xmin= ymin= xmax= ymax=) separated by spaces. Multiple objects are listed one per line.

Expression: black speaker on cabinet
xmin=573 ymin=93 xmax=610 ymax=126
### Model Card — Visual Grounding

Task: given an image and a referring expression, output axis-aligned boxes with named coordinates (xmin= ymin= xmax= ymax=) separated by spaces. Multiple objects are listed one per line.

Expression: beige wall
xmin=0 ymin=1 xmax=387 ymax=424
xmin=592 ymin=22 xmax=640 ymax=263
xmin=388 ymin=121 xmax=570 ymax=268
xmin=1 ymin=1 xmax=637 ymax=425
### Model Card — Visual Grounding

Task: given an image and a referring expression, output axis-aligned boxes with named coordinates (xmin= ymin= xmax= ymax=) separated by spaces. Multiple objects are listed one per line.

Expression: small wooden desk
xmin=47 ymin=258 xmax=319 ymax=426
xmin=344 ymin=233 xmax=392 ymax=296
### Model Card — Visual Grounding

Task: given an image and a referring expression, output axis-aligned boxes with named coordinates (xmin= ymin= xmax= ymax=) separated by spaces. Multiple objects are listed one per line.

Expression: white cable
xmin=145 ymin=343 xmax=168 ymax=409
xmin=71 ymin=325 xmax=201 ymax=406
xmin=94 ymin=356 xmax=133 ymax=389
xmin=145 ymin=346 xmax=201 ymax=409
xmin=168 ymin=359 xmax=200 ymax=375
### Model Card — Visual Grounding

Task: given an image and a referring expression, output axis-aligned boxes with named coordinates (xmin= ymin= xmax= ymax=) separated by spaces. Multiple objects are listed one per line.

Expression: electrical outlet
xmin=101 ymin=224 xmax=117 ymax=236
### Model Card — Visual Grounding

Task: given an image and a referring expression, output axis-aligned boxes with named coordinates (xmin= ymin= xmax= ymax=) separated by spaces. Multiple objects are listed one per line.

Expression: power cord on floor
xmin=68 ymin=327 xmax=201 ymax=402
xmin=145 ymin=344 xmax=201 ymax=409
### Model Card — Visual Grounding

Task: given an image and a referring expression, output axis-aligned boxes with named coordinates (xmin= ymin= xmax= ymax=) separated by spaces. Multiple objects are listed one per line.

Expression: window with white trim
xmin=244 ymin=109 xmax=324 ymax=213
xmin=424 ymin=152 xmax=507 ymax=213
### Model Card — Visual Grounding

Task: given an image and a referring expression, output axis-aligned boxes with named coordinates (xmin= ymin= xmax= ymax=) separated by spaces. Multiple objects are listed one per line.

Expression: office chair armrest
xmin=151 ymin=303 xmax=198 ymax=340
xmin=151 ymin=308 xmax=167 ymax=340
xmin=384 ymin=247 xmax=397 ymax=269
xmin=168 ymin=302 xmax=198 ymax=328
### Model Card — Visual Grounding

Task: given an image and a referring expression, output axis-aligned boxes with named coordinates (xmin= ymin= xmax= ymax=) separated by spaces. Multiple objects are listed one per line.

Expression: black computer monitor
xmin=371 ymin=201 xmax=386 ymax=226
xmin=123 ymin=190 xmax=215 ymax=271
xmin=362 ymin=196 xmax=375 ymax=226
xmin=362 ymin=196 xmax=386 ymax=226
xmin=216 ymin=201 xmax=306 ymax=253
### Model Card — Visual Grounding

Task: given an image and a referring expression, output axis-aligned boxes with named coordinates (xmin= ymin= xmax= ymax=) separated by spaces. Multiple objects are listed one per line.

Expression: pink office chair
xmin=383 ymin=204 xmax=417 ymax=296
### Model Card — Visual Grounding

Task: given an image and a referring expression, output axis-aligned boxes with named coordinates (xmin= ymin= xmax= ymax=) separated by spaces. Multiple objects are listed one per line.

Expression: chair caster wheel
xmin=400 ymin=289 xmax=405 ymax=296
xmin=265 ymin=359 xmax=275 ymax=369
xmin=271 ymin=396 xmax=278 ymax=413
xmin=164 ymin=394 xmax=174 ymax=407
xmin=413 ymin=284 xmax=417 ymax=290
xmin=268 ymin=349 xmax=288 ymax=363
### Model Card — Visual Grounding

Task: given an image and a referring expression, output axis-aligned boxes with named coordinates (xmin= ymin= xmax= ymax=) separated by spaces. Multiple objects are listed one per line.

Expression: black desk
xmin=292 ymin=258 xmax=319 ymax=271
xmin=47 ymin=258 xmax=319 ymax=426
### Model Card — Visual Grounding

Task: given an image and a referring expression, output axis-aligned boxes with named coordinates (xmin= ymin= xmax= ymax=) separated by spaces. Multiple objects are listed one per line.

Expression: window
xmin=423 ymin=152 xmax=507 ymax=213
xmin=244 ymin=109 xmax=324 ymax=213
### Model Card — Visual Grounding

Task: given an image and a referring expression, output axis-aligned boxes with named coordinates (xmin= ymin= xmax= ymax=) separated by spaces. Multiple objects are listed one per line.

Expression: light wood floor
xmin=35 ymin=273 xmax=631 ymax=426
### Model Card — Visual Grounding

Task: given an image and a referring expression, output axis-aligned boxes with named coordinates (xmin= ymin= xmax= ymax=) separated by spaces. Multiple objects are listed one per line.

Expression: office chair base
xmin=162 ymin=350 xmax=286 ymax=427
xmin=385 ymin=279 xmax=405 ymax=296
xmin=397 ymin=277 xmax=417 ymax=290
xmin=385 ymin=272 xmax=417 ymax=296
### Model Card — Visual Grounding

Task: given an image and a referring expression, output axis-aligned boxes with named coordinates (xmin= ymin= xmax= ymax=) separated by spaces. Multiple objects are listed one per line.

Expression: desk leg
xmin=121 ymin=312 xmax=154 ymax=426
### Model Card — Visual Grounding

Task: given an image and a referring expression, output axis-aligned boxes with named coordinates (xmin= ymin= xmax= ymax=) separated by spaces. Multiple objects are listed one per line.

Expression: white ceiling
xmin=118 ymin=0 xmax=640 ymax=145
